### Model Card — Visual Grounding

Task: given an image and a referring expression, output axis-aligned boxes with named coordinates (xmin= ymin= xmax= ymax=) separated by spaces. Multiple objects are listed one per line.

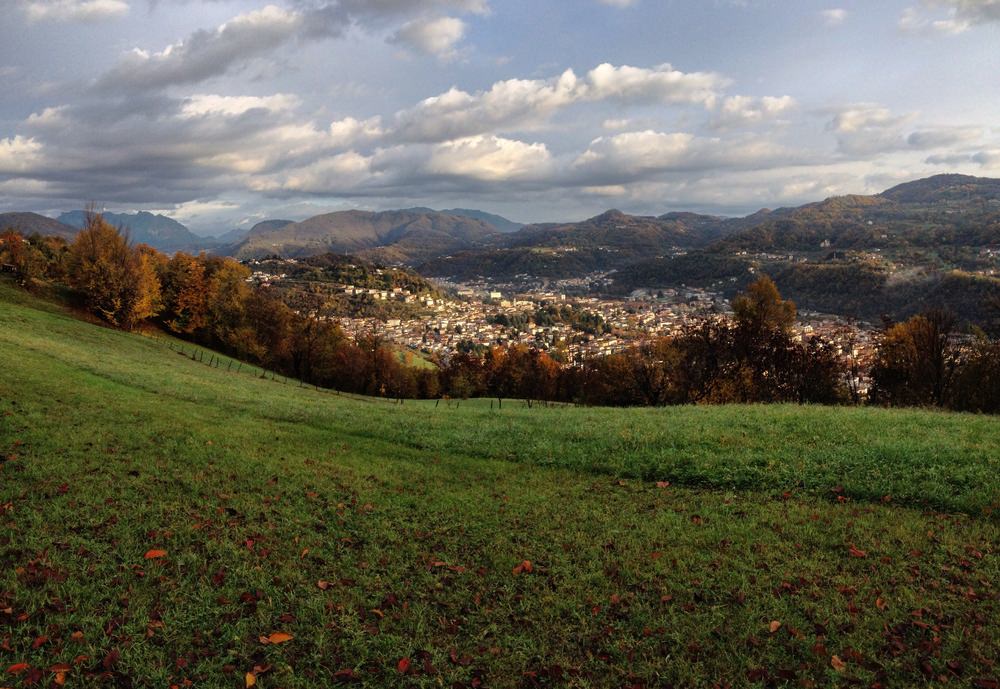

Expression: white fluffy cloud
xmin=390 ymin=16 xmax=467 ymax=59
xmin=391 ymin=63 xmax=727 ymax=143
xmin=573 ymin=130 xmax=794 ymax=181
xmin=20 ymin=0 xmax=128 ymax=22
xmin=0 ymin=136 xmax=45 ymax=174
xmin=585 ymin=63 xmax=725 ymax=107
xmin=425 ymin=135 xmax=552 ymax=180
xmin=715 ymin=95 xmax=796 ymax=126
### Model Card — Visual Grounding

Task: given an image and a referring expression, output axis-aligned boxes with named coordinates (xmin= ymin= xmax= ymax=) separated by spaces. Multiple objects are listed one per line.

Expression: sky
xmin=0 ymin=0 xmax=998 ymax=234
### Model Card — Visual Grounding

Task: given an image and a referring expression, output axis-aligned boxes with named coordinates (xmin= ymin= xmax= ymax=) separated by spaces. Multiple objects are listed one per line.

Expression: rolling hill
xmin=0 ymin=278 xmax=997 ymax=687
xmin=421 ymin=209 xmax=735 ymax=279
xmin=58 ymin=210 xmax=209 ymax=253
xmin=230 ymin=209 xmax=500 ymax=263
xmin=713 ymin=174 xmax=1000 ymax=253
xmin=0 ymin=212 xmax=78 ymax=240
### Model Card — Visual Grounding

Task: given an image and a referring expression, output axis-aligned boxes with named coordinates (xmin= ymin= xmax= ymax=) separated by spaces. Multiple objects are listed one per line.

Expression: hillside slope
xmin=0 ymin=281 xmax=997 ymax=687
xmin=232 ymin=209 xmax=499 ymax=263
xmin=0 ymin=212 xmax=77 ymax=240
xmin=58 ymin=210 xmax=208 ymax=253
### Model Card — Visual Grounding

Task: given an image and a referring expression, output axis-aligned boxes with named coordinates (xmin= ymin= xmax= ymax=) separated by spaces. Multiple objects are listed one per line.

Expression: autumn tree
xmin=159 ymin=252 xmax=208 ymax=334
xmin=870 ymin=310 xmax=959 ymax=407
xmin=0 ymin=231 xmax=47 ymax=287
xmin=732 ymin=275 xmax=796 ymax=335
xmin=67 ymin=213 xmax=161 ymax=329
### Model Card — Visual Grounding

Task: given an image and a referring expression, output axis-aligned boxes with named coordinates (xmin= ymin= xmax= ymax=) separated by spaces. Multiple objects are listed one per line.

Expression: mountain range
xmin=57 ymin=211 xmax=209 ymax=253
xmin=1 ymin=174 xmax=998 ymax=327
xmin=227 ymin=209 xmax=503 ymax=264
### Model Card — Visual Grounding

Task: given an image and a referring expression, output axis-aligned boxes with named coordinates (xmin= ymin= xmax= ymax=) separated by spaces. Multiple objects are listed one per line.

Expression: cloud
xmin=899 ymin=0 xmax=1000 ymax=34
xmin=828 ymin=104 xmax=985 ymax=156
xmin=20 ymin=0 xmax=129 ymax=22
xmin=821 ymin=8 xmax=847 ymax=26
xmin=392 ymin=69 xmax=581 ymax=142
xmin=425 ymin=135 xmax=552 ymax=180
xmin=389 ymin=15 xmax=466 ymax=59
xmin=96 ymin=5 xmax=308 ymax=93
xmin=391 ymin=62 xmax=727 ymax=143
xmin=715 ymin=95 xmax=796 ymax=127
xmin=328 ymin=117 xmax=385 ymax=147
xmin=0 ymin=136 xmax=45 ymax=174
xmin=828 ymin=105 xmax=910 ymax=134
xmin=572 ymin=130 xmax=796 ymax=183
xmin=180 ymin=93 xmax=301 ymax=118
xmin=585 ymin=63 xmax=726 ymax=107
xmin=602 ymin=118 xmax=633 ymax=130
xmin=597 ymin=0 xmax=637 ymax=7
xmin=95 ymin=0 xmax=491 ymax=94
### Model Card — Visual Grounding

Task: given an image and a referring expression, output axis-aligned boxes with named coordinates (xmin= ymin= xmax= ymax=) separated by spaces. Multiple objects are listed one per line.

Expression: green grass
xmin=0 ymin=279 xmax=997 ymax=688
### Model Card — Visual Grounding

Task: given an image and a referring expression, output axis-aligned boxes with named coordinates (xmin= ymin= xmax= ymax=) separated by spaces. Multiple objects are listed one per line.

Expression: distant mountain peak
xmin=57 ymin=209 xmax=206 ymax=252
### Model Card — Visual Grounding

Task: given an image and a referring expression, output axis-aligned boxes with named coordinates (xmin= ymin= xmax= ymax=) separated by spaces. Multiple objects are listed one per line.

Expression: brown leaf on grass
xmin=102 ymin=649 xmax=120 ymax=670
xmin=656 ymin=481 xmax=670 ymax=488
xmin=768 ymin=621 xmax=782 ymax=634
xmin=831 ymin=655 xmax=846 ymax=672
xmin=397 ymin=657 xmax=411 ymax=674
xmin=144 ymin=549 xmax=167 ymax=560
xmin=512 ymin=560 xmax=533 ymax=575
xmin=70 ymin=631 xmax=84 ymax=642
xmin=245 ymin=672 xmax=256 ymax=687
xmin=316 ymin=580 xmax=331 ymax=590
xmin=848 ymin=545 xmax=867 ymax=558
xmin=260 ymin=632 xmax=293 ymax=644
xmin=876 ymin=597 xmax=887 ymax=610
xmin=6 ymin=662 xmax=30 ymax=674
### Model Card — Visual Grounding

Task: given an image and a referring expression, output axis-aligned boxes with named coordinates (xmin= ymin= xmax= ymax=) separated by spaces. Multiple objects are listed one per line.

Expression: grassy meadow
xmin=0 ymin=279 xmax=997 ymax=688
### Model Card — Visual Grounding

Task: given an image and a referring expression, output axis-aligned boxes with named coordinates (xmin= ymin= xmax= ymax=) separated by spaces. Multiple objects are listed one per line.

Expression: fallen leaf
xmin=512 ymin=560 xmax=533 ymax=575
xmin=876 ymin=597 xmax=887 ymax=610
xmin=848 ymin=545 xmax=867 ymax=558
xmin=769 ymin=620 xmax=782 ymax=634
xmin=656 ymin=481 xmax=670 ymax=488
xmin=831 ymin=655 xmax=846 ymax=672
xmin=262 ymin=632 xmax=293 ymax=644
xmin=316 ymin=580 xmax=331 ymax=590
xmin=144 ymin=549 xmax=168 ymax=560
xmin=245 ymin=672 xmax=256 ymax=687
xmin=6 ymin=663 xmax=29 ymax=674
xmin=397 ymin=657 xmax=411 ymax=674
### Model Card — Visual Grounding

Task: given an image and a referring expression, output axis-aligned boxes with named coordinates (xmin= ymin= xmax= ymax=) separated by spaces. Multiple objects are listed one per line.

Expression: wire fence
xmin=140 ymin=330 xmax=572 ymax=410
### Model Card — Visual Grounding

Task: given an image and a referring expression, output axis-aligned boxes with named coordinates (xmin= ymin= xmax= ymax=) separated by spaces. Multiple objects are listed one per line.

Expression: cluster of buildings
xmin=323 ymin=276 xmax=878 ymax=369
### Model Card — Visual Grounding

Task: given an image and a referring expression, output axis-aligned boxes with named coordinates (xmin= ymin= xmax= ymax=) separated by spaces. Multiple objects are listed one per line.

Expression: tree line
xmin=2 ymin=214 xmax=998 ymax=413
